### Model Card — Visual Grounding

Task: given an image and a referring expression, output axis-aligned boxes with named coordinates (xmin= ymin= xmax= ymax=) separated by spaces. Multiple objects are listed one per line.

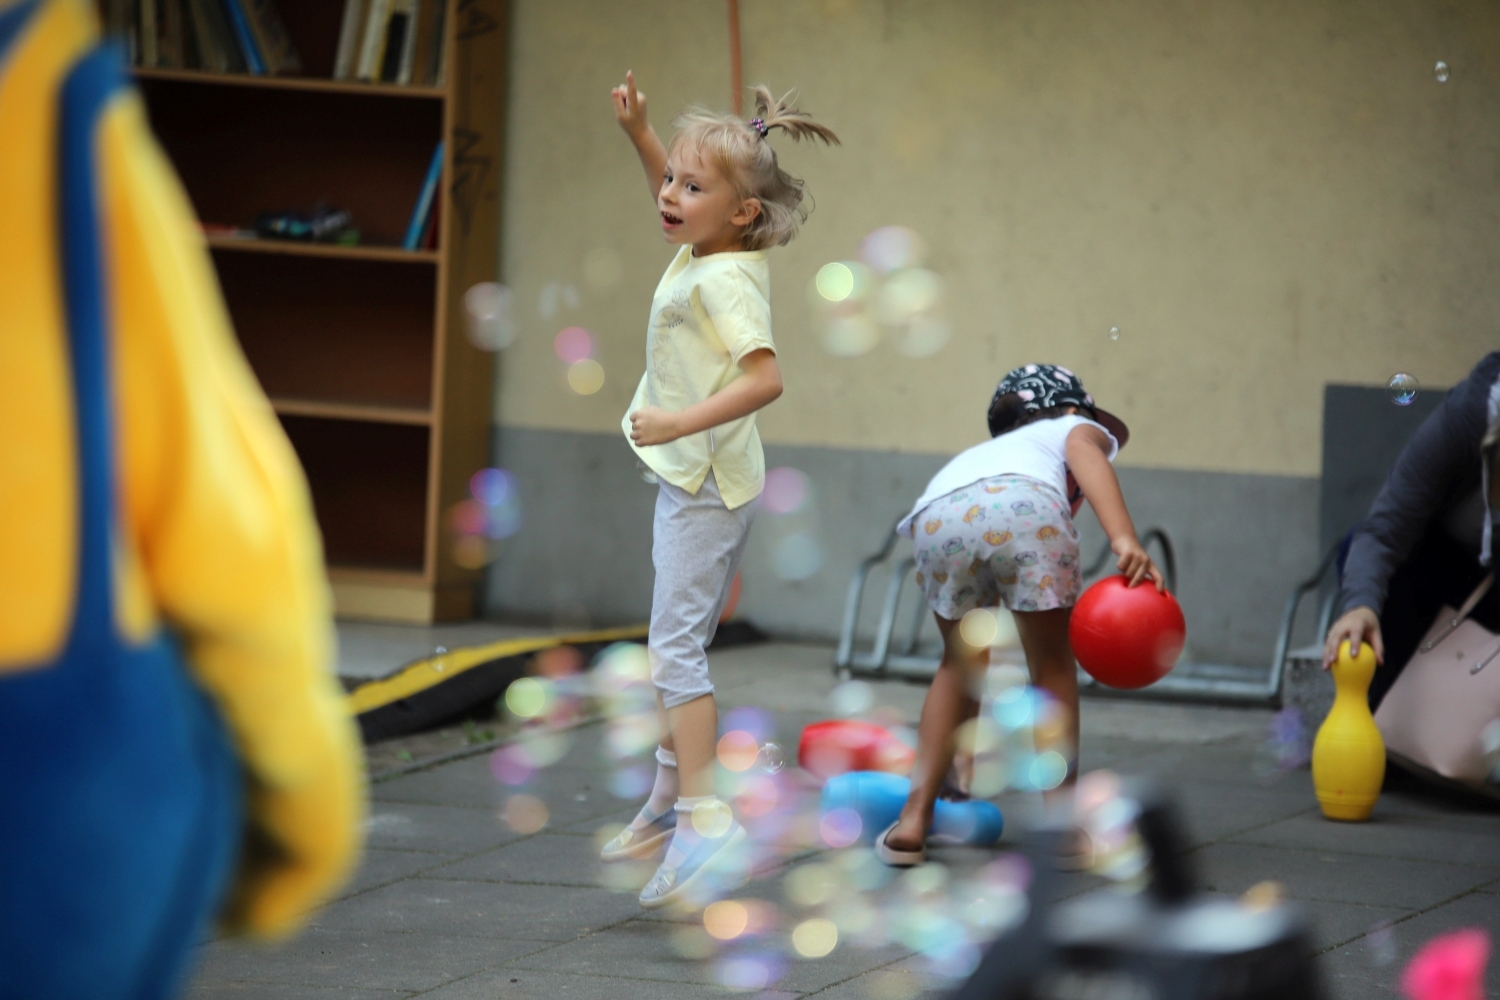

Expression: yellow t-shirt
xmin=622 ymin=245 xmax=776 ymax=510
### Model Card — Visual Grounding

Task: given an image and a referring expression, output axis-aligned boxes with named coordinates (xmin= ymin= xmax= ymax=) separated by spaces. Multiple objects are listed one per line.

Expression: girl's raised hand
xmin=611 ymin=70 xmax=649 ymax=138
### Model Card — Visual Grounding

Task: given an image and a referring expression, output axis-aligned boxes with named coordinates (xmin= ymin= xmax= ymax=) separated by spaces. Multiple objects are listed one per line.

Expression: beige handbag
xmin=1374 ymin=574 xmax=1500 ymax=794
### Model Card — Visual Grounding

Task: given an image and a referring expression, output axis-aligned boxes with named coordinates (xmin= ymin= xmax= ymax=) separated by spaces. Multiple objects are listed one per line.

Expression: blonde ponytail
xmin=668 ymin=86 xmax=840 ymax=249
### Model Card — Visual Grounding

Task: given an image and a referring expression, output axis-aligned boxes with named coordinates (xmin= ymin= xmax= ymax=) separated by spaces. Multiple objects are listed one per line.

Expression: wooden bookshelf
xmin=123 ymin=0 xmax=508 ymax=624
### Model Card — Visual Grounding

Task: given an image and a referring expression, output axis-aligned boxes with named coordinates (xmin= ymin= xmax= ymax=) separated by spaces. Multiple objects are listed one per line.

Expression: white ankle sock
xmin=630 ymin=746 xmax=678 ymax=829
xmin=662 ymin=794 xmax=735 ymax=869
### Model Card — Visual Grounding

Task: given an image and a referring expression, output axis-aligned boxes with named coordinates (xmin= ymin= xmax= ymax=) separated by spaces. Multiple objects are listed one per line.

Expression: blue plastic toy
xmin=819 ymin=771 xmax=1004 ymax=846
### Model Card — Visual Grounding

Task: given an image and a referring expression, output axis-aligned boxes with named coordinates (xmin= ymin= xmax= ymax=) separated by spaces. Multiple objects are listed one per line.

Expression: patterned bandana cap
xmin=987 ymin=364 xmax=1096 ymax=437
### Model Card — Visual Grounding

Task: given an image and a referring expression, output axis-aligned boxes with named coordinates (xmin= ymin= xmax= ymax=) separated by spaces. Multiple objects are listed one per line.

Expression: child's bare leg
xmin=887 ymin=615 xmax=987 ymax=852
xmin=1013 ymin=607 xmax=1078 ymax=806
xmin=664 ymin=693 xmax=717 ymax=798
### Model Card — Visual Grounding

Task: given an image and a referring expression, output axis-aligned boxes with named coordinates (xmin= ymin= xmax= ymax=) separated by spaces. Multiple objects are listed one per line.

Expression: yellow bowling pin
xmin=1311 ymin=640 xmax=1385 ymax=821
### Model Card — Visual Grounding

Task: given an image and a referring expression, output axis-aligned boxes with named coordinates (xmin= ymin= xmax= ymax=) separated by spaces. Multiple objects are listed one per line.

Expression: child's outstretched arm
xmin=611 ymin=71 xmax=668 ymax=201
xmin=1066 ymin=424 xmax=1166 ymax=591
xmin=630 ymin=349 xmax=782 ymax=446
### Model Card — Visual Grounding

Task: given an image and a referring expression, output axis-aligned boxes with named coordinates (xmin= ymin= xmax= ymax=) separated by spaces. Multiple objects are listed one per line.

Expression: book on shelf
xmin=354 ymin=0 xmax=392 ymax=82
xmin=160 ymin=0 xmax=185 ymax=68
xmin=242 ymin=0 xmax=302 ymax=75
xmin=403 ymin=141 xmax=444 ymax=251
xmin=140 ymin=0 xmax=159 ymax=68
xmin=379 ymin=2 xmax=411 ymax=84
xmin=220 ymin=0 xmax=266 ymax=74
xmin=394 ymin=0 xmax=421 ymax=85
xmin=333 ymin=0 xmax=365 ymax=80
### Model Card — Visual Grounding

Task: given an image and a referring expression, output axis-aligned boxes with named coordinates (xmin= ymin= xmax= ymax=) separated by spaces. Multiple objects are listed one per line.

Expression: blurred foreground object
xmin=1401 ymin=929 xmax=1489 ymax=1000
xmin=1070 ymin=576 xmax=1186 ymax=690
xmin=0 ymin=1 xmax=363 ymax=996
xmin=1312 ymin=641 xmax=1385 ymax=821
xmin=954 ymin=782 xmax=1321 ymax=1000
xmin=798 ymin=718 xmax=915 ymax=780
xmin=820 ymin=770 xmax=1003 ymax=846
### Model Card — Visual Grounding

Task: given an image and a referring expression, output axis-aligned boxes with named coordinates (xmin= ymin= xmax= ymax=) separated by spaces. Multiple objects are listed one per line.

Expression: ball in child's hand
xmin=1069 ymin=576 xmax=1186 ymax=689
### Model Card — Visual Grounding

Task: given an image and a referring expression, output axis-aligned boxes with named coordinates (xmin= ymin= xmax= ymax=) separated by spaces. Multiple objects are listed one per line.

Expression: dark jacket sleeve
xmin=1339 ymin=352 xmax=1500 ymax=616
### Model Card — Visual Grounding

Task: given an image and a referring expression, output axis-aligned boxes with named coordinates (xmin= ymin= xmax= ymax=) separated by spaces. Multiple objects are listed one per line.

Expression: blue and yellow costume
xmin=0 ymin=1 xmax=364 ymax=996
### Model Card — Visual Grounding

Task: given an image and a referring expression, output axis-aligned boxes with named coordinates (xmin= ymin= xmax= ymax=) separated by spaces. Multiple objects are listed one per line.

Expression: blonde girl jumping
xmin=598 ymin=72 xmax=838 ymax=909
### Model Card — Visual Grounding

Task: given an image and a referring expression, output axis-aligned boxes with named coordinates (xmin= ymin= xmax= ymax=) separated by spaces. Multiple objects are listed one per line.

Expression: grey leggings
xmin=649 ymin=470 xmax=756 ymax=707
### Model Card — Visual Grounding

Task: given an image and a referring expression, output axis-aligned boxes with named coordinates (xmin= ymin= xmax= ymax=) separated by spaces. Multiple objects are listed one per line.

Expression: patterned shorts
xmin=912 ymin=474 xmax=1081 ymax=619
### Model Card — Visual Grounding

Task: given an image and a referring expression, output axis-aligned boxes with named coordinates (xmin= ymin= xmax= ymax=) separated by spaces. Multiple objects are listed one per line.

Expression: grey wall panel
xmin=1319 ymin=384 xmax=1446 ymax=553
xmin=484 ymin=427 xmax=1319 ymax=668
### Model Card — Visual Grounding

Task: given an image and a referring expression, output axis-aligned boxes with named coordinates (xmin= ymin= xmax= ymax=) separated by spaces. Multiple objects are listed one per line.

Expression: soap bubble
xmin=463 ymin=282 xmax=517 ymax=350
xmin=762 ymin=467 xmax=811 ymax=515
xmin=1435 ymin=60 xmax=1450 ymax=83
xmin=499 ymin=793 xmax=548 ymax=833
xmin=772 ymin=532 xmax=824 ymax=580
xmin=567 ymin=359 xmax=605 ymax=395
xmin=704 ymin=900 xmax=751 ymax=941
xmin=1028 ymin=750 xmax=1069 ymax=790
xmin=1366 ymin=920 xmax=1397 ymax=967
xmin=718 ymin=730 xmax=761 ymax=772
xmin=582 ymin=247 xmax=624 ymax=291
xmin=723 ymin=706 xmax=775 ymax=742
xmin=607 ymin=764 xmax=652 ymax=799
xmin=819 ymin=807 xmax=862 ymax=848
xmin=861 ymin=226 xmax=927 ymax=274
xmin=692 ymin=798 xmax=734 ymax=837
xmin=896 ymin=314 xmax=952 ymax=358
xmin=757 ymin=742 xmax=785 ymax=774
xmin=538 ymin=281 xmax=580 ymax=320
xmin=815 ymin=261 xmax=867 ymax=302
xmin=505 ymin=677 xmax=549 ymax=719
xmin=829 ymin=679 xmax=874 ymax=716
xmin=874 ymin=268 xmax=944 ymax=326
xmin=470 ymin=467 xmax=513 ymax=506
xmin=554 ymin=326 xmax=594 ymax=363
xmin=1109 ymin=325 xmax=1120 ymax=341
xmin=820 ymin=310 xmax=881 ymax=357
xmin=792 ymin=917 xmax=839 ymax=958
xmin=1388 ymin=372 xmax=1419 ymax=406
xmin=960 ymin=608 xmax=999 ymax=648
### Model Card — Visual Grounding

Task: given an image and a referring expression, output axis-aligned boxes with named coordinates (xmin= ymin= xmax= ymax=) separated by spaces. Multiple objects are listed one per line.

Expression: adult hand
xmin=611 ymin=70 xmax=649 ymax=140
xmin=629 ymin=406 xmax=682 ymax=446
xmin=1113 ymin=536 xmax=1166 ymax=592
xmin=1323 ymin=606 xmax=1383 ymax=668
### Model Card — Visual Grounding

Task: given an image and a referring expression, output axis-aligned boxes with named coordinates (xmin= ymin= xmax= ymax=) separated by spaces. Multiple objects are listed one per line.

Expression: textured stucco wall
xmin=497 ymin=0 xmax=1500 ymax=475
xmin=485 ymin=1 xmax=1500 ymax=663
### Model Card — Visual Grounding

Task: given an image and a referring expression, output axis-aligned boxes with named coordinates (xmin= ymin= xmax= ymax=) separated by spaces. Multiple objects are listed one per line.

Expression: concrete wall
xmin=484 ymin=0 xmax=1500 ymax=665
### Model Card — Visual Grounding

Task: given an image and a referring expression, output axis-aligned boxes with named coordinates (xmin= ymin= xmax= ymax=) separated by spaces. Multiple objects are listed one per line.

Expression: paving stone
xmin=1168 ymin=778 xmax=1318 ymax=845
xmin=194 ymin=928 xmax=544 ymax=992
xmin=1191 ymin=842 xmax=1498 ymax=909
xmin=309 ymin=878 xmax=641 ymax=942
xmin=426 ymin=834 xmax=613 ymax=888
xmin=499 ymin=915 xmax=910 ymax=994
xmin=1230 ymin=806 xmax=1500 ymax=867
xmin=185 ymin=983 xmax=410 ymax=999
xmin=363 ymin=801 xmax=518 ymax=854
xmin=418 ymin=966 xmax=798 ymax=999
xmin=801 ymin=954 xmax=952 ymax=999
xmin=377 ymin=757 xmax=630 ymax=832
xmin=1197 ymin=892 xmax=1409 ymax=953
xmin=1318 ymin=890 xmax=1500 ymax=1000
xmin=340 ymin=849 xmax=465 ymax=898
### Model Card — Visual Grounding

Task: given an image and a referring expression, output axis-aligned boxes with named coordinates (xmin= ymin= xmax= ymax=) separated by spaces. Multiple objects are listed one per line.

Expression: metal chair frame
xmin=833 ymin=520 xmax=1342 ymax=707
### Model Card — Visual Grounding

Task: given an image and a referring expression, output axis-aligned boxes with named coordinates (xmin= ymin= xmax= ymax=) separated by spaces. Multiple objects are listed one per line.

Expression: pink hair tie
xmin=749 ymin=117 xmax=768 ymax=138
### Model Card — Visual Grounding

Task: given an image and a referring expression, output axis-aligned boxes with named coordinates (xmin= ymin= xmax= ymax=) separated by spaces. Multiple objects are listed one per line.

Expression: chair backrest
xmin=1319 ymin=383 xmax=1447 ymax=552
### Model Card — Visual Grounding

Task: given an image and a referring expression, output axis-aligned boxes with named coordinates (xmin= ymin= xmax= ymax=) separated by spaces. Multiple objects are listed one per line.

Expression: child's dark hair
xmin=668 ymin=86 xmax=840 ymax=250
xmin=987 ymin=394 xmax=1097 ymax=438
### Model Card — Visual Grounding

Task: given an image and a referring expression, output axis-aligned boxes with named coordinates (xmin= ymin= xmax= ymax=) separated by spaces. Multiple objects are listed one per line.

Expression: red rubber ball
xmin=1069 ymin=575 xmax=1187 ymax=689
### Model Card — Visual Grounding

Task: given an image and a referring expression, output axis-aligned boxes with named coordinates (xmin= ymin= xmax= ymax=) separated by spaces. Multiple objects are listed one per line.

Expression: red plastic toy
xmin=1069 ymin=575 xmax=1187 ymax=689
xmin=798 ymin=719 xmax=915 ymax=781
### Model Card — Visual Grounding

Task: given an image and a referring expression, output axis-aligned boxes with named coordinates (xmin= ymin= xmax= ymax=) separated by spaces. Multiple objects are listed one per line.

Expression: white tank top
xmin=897 ymin=416 xmax=1119 ymax=537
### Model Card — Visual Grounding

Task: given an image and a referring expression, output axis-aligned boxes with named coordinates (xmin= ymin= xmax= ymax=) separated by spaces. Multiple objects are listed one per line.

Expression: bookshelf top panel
xmin=133 ymin=68 xmax=446 ymax=101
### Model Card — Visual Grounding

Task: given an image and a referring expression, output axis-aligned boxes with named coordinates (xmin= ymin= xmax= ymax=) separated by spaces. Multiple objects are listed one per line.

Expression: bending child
xmin=878 ymin=365 xmax=1164 ymax=868
xmin=599 ymin=72 xmax=839 ymax=908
